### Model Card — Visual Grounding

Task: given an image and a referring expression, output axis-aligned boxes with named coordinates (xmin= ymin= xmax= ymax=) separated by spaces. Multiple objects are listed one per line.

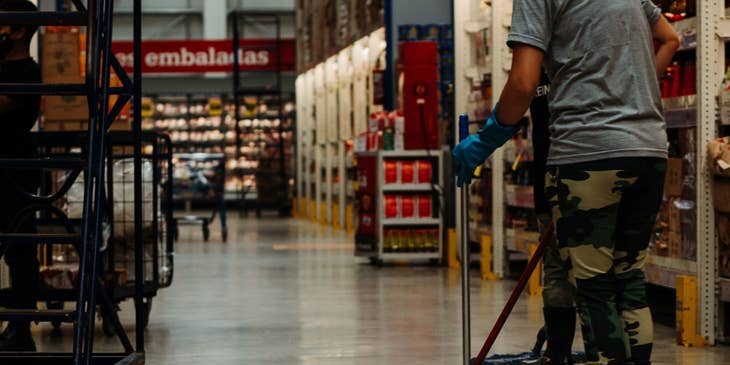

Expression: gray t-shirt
xmin=507 ymin=0 xmax=667 ymax=165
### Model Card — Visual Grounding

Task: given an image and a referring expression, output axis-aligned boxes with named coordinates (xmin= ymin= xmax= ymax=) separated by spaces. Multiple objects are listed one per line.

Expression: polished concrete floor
xmin=28 ymin=216 xmax=730 ymax=364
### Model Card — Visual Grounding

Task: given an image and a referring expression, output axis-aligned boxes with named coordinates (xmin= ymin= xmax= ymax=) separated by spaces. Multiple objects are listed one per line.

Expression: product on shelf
xmin=401 ymin=196 xmax=415 ymax=218
xmin=400 ymin=161 xmax=415 ymax=183
xmin=417 ymin=160 xmax=432 ymax=183
xmin=382 ymin=228 xmax=439 ymax=253
xmin=384 ymin=160 xmax=398 ymax=184
xmin=418 ymin=195 xmax=433 ymax=218
xmin=385 ymin=194 xmax=398 ymax=218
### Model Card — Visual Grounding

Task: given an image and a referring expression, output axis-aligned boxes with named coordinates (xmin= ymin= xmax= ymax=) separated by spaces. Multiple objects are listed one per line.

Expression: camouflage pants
xmin=537 ymin=212 xmax=574 ymax=308
xmin=545 ymin=157 xmax=666 ymax=365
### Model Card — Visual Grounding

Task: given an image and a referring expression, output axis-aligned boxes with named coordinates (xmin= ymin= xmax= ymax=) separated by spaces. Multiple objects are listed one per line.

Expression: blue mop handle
xmin=459 ymin=112 xmax=472 ymax=365
xmin=458 ymin=114 xmax=469 ymax=143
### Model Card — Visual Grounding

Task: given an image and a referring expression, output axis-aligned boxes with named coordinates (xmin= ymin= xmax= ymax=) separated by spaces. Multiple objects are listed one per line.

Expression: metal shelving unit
xmin=0 ymin=0 xmax=147 ymax=363
xmin=231 ymin=11 xmax=294 ymax=217
xmin=296 ymin=28 xmax=385 ymax=231
xmin=354 ymin=150 xmax=444 ymax=264
xmin=454 ymin=0 xmax=506 ymax=275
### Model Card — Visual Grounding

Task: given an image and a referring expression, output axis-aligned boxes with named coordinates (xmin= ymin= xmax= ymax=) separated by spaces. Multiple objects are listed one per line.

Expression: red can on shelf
xmin=401 ymin=195 xmax=415 ymax=218
xmin=418 ymin=195 xmax=433 ymax=217
xmin=385 ymin=195 xmax=399 ymax=218
xmin=417 ymin=160 xmax=432 ymax=184
xmin=400 ymin=161 xmax=415 ymax=183
xmin=384 ymin=160 xmax=398 ymax=184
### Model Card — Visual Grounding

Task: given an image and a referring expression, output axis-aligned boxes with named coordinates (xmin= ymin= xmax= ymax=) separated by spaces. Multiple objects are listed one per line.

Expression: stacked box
xmin=709 ymin=137 xmax=730 ymax=276
xmin=42 ymin=32 xmax=88 ymax=126
xmin=668 ymin=199 xmax=682 ymax=258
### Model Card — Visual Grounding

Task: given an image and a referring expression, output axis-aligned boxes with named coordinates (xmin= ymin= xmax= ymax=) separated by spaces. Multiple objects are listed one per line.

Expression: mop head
xmin=473 ymin=352 xmax=587 ymax=365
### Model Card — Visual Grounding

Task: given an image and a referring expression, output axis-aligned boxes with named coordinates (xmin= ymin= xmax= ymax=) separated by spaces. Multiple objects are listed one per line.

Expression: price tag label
xmin=141 ymin=97 xmax=153 ymax=118
xmin=208 ymin=97 xmax=223 ymax=116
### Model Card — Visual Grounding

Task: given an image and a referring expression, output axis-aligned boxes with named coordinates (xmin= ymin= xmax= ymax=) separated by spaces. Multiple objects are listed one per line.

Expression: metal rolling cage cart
xmin=171 ymin=153 xmax=228 ymax=242
xmin=231 ymin=11 xmax=294 ymax=217
xmin=0 ymin=0 xmax=147 ymax=364
xmin=0 ymin=131 xmax=175 ymax=336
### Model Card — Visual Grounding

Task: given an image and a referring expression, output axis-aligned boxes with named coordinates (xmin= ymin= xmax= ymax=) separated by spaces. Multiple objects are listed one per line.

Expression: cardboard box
xmin=665 ymin=158 xmax=683 ymax=197
xmin=708 ymin=137 xmax=730 ymax=177
xmin=718 ymin=214 xmax=730 ymax=247
xmin=44 ymin=94 xmax=89 ymax=121
xmin=668 ymin=198 xmax=681 ymax=234
xmin=680 ymin=207 xmax=697 ymax=261
xmin=721 ymin=249 xmax=730 ymax=278
xmin=108 ymin=119 xmax=131 ymax=131
xmin=42 ymin=120 xmax=84 ymax=131
xmin=42 ymin=32 xmax=81 ymax=83
xmin=669 ymin=231 xmax=682 ymax=259
xmin=713 ymin=177 xmax=730 ymax=213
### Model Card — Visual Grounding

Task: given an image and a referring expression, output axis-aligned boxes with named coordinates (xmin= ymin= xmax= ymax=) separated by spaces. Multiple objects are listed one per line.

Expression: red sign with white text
xmin=112 ymin=39 xmax=295 ymax=74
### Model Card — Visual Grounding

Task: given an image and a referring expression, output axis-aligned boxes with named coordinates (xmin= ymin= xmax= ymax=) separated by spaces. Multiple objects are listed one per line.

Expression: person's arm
xmin=495 ymin=44 xmax=544 ymax=126
xmin=652 ymin=15 xmax=680 ymax=78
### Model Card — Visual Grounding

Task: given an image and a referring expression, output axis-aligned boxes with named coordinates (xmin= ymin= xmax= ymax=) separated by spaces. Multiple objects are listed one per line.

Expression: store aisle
xmin=34 ymin=217 xmax=730 ymax=364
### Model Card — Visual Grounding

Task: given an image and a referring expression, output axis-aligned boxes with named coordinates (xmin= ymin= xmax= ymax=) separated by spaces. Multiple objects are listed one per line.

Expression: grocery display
xmin=227 ymin=94 xmax=295 ymax=211
xmin=232 ymin=12 xmax=295 ymax=216
xmin=142 ymin=94 xmax=295 ymax=207
xmin=354 ymin=150 xmax=444 ymax=263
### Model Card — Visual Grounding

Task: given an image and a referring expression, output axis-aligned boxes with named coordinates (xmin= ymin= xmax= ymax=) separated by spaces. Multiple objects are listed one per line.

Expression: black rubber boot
xmin=0 ymin=322 xmax=36 ymax=352
xmin=543 ymin=307 xmax=576 ymax=364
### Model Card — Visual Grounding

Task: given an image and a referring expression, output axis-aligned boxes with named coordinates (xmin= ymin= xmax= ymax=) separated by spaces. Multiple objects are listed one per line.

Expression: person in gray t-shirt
xmin=452 ymin=1 xmax=679 ymax=364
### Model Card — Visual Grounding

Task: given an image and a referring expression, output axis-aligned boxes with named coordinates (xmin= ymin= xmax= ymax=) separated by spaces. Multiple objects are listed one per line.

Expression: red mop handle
xmin=471 ymin=225 xmax=554 ymax=365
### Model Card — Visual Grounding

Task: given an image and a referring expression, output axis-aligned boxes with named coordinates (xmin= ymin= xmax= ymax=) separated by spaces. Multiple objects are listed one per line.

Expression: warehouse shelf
xmin=644 ymin=263 xmax=695 ymax=290
xmin=383 ymin=218 xmax=440 ymax=226
xmin=380 ymin=252 xmax=441 ymax=260
xmin=231 ymin=12 xmax=294 ymax=216
xmin=663 ymin=95 xmax=697 ymax=129
xmin=382 ymin=183 xmax=435 ymax=192
xmin=647 ymin=254 xmax=696 ymax=274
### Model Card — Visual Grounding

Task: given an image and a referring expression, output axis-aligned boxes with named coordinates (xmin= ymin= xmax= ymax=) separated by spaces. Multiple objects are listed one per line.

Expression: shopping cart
xmin=0 ymin=131 xmax=175 ymax=335
xmin=171 ymin=153 xmax=228 ymax=242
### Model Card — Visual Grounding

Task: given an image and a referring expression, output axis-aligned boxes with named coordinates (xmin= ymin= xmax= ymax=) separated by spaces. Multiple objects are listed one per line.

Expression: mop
xmin=457 ymin=115 xmax=585 ymax=365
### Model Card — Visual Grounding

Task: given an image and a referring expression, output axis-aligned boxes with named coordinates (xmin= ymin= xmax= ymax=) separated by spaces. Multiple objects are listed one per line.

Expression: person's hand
xmin=452 ymin=134 xmax=493 ymax=187
xmin=452 ymin=108 xmax=519 ymax=188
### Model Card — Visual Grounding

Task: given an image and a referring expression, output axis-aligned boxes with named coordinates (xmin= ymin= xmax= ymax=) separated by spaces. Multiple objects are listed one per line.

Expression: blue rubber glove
xmin=452 ymin=107 xmax=519 ymax=187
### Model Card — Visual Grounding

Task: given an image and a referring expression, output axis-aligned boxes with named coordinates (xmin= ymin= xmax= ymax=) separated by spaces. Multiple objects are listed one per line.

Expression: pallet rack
xmin=0 ymin=0 xmax=146 ymax=363
xmin=231 ymin=11 xmax=294 ymax=217
xmin=296 ymin=28 xmax=386 ymax=229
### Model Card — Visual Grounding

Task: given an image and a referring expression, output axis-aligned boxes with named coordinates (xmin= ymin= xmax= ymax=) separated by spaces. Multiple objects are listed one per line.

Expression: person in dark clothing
xmin=530 ymin=72 xmax=577 ymax=364
xmin=0 ymin=0 xmax=42 ymax=352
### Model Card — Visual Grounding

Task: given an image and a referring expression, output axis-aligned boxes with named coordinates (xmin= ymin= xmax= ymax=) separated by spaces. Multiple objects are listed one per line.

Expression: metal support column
xmin=133 ymin=0 xmax=146 ymax=354
xmin=698 ymin=0 xmax=723 ymax=344
xmin=490 ymin=0 xmax=511 ymax=278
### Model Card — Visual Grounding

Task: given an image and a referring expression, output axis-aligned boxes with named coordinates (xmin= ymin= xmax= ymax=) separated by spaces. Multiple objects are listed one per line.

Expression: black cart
xmin=0 ymin=131 xmax=175 ymax=336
